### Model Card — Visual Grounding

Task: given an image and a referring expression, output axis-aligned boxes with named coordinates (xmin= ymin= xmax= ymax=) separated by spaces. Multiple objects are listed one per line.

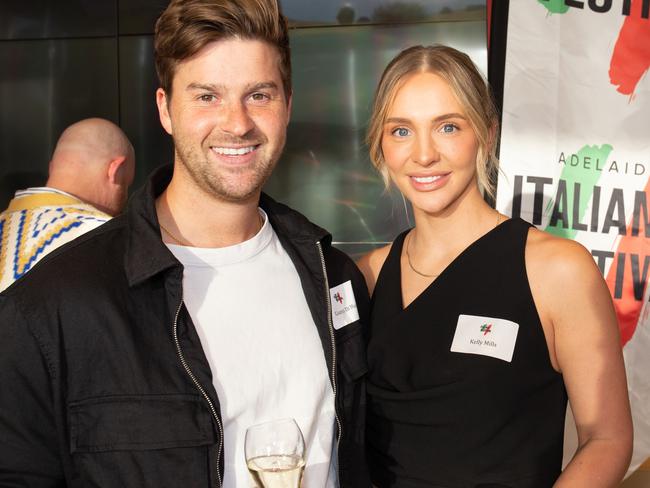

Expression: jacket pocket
xmin=336 ymin=323 xmax=368 ymax=382
xmin=68 ymin=394 xmax=217 ymax=488
xmin=69 ymin=394 xmax=215 ymax=452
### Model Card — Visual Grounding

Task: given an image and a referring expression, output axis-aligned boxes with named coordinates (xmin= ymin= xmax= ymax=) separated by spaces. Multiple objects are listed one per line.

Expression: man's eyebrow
xmin=385 ymin=113 xmax=467 ymax=124
xmin=185 ymin=82 xmax=280 ymax=92
xmin=247 ymin=81 xmax=279 ymax=92
xmin=186 ymin=82 xmax=221 ymax=92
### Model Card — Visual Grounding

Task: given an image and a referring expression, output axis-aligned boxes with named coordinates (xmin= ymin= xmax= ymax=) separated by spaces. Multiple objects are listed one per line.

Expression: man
xmin=0 ymin=117 xmax=135 ymax=291
xmin=0 ymin=1 xmax=370 ymax=487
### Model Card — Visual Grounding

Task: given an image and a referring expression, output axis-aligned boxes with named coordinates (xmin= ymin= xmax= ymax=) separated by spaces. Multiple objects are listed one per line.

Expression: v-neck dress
xmin=367 ymin=218 xmax=567 ymax=488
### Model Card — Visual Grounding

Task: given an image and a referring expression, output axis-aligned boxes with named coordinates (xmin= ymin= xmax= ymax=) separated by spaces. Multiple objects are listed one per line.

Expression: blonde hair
xmin=366 ymin=45 xmax=499 ymax=198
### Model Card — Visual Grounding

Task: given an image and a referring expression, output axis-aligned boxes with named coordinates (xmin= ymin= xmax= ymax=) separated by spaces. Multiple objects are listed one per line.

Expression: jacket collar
xmin=124 ymin=164 xmax=331 ymax=287
xmin=125 ymin=165 xmax=178 ymax=287
xmin=260 ymin=193 xmax=330 ymax=247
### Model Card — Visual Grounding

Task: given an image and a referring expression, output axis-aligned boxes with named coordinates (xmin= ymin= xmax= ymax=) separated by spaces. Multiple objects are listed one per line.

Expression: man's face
xmin=157 ymin=38 xmax=291 ymax=203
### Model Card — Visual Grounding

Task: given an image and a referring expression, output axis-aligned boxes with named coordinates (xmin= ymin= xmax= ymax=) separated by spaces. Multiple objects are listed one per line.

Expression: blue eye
xmin=392 ymin=127 xmax=410 ymax=137
xmin=441 ymin=123 xmax=458 ymax=134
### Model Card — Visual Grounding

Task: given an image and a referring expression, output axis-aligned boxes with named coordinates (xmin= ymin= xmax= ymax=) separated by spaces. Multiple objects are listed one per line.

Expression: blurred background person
xmin=0 ymin=117 xmax=135 ymax=291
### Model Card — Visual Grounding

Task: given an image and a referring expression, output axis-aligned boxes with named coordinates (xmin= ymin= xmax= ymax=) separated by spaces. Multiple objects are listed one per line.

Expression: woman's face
xmin=381 ymin=71 xmax=481 ymax=216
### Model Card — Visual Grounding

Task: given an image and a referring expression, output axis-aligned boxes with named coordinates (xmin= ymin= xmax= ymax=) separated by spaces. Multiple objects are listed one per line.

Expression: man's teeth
xmin=212 ymin=146 xmax=256 ymax=155
xmin=412 ymin=175 xmax=442 ymax=183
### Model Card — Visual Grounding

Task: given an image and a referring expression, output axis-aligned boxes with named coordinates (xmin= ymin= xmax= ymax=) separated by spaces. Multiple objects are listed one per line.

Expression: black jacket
xmin=0 ymin=166 xmax=371 ymax=487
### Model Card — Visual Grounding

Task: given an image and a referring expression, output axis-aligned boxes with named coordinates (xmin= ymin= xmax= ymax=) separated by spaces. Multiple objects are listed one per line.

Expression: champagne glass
xmin=245 ymin=418 xmax=306 ymax=488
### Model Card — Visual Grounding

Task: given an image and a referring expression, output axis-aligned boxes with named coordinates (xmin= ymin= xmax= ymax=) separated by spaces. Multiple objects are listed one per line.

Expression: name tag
xmin=329 ymin=280 xmax=359 ymax=330
xmin=450 ymin=314 xmax=519 ymax=362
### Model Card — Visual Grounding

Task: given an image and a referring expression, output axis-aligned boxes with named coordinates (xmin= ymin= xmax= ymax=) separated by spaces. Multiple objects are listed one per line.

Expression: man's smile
xmin=210 ymin=145 xmax=260 ymax=155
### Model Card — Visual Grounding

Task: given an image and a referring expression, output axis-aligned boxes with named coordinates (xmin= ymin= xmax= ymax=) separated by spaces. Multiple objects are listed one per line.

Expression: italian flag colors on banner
xmin=491 ymin=0 xmax=650 ymax=475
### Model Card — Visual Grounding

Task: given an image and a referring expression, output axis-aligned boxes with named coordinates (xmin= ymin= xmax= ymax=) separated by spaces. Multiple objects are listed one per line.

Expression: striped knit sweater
xmin=0 ymin=187 xmax=110 ymax=292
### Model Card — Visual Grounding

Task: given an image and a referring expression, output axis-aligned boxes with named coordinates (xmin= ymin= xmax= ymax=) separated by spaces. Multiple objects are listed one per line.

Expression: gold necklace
xmin=158 ymin=212 xmax=265 ymax=247
xmin=405 ymin=213 xmax=503 ymax=278
xmin=405 ymin=232 xmax=439 ymax=278
xmin=159 ymin=221 xmax=191 ymax=246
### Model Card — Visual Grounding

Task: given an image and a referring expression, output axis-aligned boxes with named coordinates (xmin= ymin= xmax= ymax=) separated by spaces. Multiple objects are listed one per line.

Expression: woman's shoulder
xmin=356 ymin=244 xmax=393 ymax=296
xmin=525 ymin=226 xmax=597 ymax=278
xmin=524 ymin=226 xmax=608 ymax=316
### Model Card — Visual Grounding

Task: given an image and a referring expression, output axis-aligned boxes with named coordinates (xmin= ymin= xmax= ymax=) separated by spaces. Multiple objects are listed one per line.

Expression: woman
xmin=357 ymin=45 xmax=632 ymax=487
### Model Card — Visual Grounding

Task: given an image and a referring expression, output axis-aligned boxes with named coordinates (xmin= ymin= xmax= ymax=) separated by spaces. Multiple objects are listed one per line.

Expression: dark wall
xmin=0 ymin=1 xmax=486 ymax=255
xmin=0 ymin=0 xmax=171 ymax=204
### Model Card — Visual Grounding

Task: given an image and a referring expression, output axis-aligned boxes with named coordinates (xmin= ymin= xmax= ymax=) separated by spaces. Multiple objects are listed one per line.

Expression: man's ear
xmin=107 ymin=156 xmax=126 ymax=184
xmin=156 ymin=88 xmax=173 ymax=135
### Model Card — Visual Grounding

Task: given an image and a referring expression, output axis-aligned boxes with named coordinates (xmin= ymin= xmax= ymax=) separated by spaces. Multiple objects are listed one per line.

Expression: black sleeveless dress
xmin=367 ymin=218 xmax=568 ymax=488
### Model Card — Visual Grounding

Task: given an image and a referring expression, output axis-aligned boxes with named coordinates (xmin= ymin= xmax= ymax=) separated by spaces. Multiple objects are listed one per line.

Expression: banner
xmin=494 ymin=0 xmax=650 ymax=475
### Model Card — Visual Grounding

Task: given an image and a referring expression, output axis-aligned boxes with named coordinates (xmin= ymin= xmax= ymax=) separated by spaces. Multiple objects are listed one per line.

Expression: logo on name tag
xmin=329 ymin=280 xmax=359 ymax=330
xmin=450 ymin=314 xmax=519 ymax=362
xmin=480 ymin=323 xmax=492 ymax=335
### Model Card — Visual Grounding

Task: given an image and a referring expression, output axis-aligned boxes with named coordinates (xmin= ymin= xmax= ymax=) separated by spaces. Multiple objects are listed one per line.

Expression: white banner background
xmin=496 ymin=0 xmax=650 ymax=475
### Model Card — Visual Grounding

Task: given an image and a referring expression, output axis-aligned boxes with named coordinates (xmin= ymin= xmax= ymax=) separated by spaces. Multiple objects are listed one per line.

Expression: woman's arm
xmin=527 ymin=231 xmax=633 ymax=487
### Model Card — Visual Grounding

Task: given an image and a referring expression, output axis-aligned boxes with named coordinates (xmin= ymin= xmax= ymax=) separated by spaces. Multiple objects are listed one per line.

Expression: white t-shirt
xmin=166 ymin=210 xmax=337 ymax=488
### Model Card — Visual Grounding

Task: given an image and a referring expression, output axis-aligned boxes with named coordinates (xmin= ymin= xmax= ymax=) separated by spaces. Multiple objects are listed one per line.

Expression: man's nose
xmin=219 ymin=100 xmax=255 ymax=137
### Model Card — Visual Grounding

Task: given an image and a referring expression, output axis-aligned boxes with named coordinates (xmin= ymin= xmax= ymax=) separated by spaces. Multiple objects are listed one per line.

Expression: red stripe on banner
xmin=609 ymin=0 xmax=650 ymax=95
xmin=487 ymin=0 xmax=492 ymax=49
xmin=605 ymin=177 xmax=650 ymax=346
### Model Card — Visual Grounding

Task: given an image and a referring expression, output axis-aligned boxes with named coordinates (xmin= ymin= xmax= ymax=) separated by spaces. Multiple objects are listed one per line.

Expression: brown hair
xmin=367 ymin=45 xmax=499 ymax=198
xmin=154 ymin=0 xmax=291 ymax=99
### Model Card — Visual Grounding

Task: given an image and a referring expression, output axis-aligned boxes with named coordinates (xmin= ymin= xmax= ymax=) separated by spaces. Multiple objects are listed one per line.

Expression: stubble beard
xmin=174 ymin=136 xmax=283 ymax=204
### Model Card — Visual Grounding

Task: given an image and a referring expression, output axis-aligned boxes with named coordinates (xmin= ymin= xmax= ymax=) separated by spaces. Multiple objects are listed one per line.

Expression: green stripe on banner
xmin=537 ymin=0 xmax=570 ymax=14
xmin=544 ymin=144 xmax=613 ymax=239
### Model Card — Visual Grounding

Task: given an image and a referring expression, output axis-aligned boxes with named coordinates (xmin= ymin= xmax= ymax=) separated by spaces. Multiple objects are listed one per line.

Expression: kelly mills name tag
xmin=450 ymin=314 xmax=519 ymax=363
xmin=329 ymin=280 xmax=359 ymax=330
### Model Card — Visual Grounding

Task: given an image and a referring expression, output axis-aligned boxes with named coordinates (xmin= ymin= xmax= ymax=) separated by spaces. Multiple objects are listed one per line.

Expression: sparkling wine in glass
xmin=245 ymin=418 xmax=305 ymax=488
